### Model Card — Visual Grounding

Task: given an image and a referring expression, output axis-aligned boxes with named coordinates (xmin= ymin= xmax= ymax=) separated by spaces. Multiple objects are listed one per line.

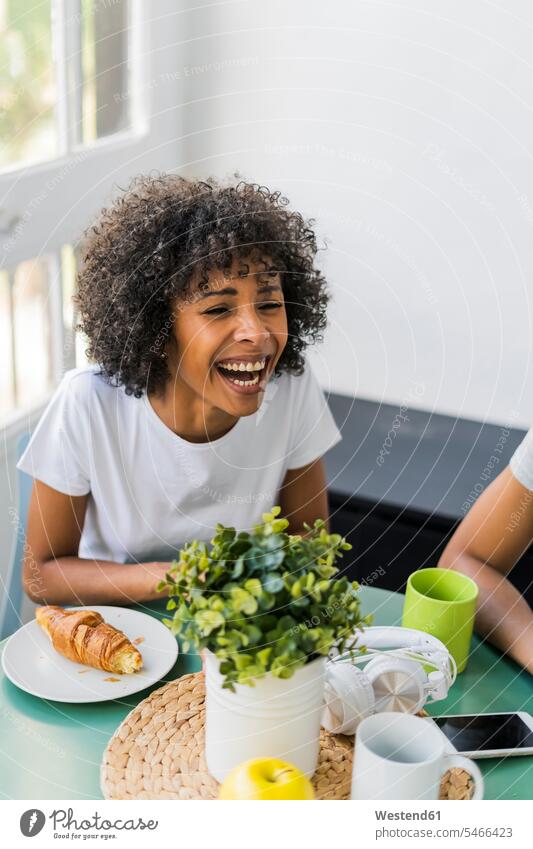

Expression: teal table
xmin=1 ymin=587 xmax=531 ymax=800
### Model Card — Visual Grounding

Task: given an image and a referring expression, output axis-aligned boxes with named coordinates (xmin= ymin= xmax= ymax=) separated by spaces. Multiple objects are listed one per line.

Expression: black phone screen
xmin=433 ymin=713 xmax=533 ymax=752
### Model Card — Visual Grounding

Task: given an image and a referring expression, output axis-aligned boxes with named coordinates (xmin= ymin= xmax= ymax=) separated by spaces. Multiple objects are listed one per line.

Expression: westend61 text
xmin=375 ymin=810 xmax=441 ymax=820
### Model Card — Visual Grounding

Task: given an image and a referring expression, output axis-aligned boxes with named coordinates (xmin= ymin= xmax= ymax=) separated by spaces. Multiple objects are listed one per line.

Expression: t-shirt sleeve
xmin=16 ymin=370 xmax=91 ymax=496
xmin=285 ymin=362 xmax=342 ymax=470
xmin=509 ymin=426 xmax=533 ymax=491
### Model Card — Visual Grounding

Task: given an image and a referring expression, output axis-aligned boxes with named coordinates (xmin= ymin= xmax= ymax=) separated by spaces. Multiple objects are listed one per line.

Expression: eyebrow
xmin=199 ymin=284 xmax=282 ymax=299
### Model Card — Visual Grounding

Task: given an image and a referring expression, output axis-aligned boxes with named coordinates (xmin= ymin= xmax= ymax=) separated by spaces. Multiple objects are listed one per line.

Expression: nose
xmin=232 ymin=303 xmax=270 ymax=345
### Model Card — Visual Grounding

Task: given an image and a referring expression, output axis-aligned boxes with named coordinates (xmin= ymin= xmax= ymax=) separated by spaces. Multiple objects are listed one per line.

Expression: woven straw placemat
xmin=100 ymin=672 xmax=474 ymax=800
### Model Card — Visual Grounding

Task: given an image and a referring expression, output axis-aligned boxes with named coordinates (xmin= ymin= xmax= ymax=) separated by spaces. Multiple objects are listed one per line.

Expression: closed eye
xmin=259 ymin=301 xmax=283 ymax=310
xmin=203 ymin=302 xmax=283 ymax=316
xmin=203 ymin=306 xmax=229 ymax=315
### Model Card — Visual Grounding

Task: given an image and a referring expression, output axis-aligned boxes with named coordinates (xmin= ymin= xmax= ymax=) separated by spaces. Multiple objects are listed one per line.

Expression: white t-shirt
xmin=510 ymin=427 xmax=533 ymax=491
xmin=17 ymin=361 xmax=342 ymax=564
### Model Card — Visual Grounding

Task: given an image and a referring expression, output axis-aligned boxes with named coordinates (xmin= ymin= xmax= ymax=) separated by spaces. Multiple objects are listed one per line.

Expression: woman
xmin=19 ymin=175 xmax=341 ymax=606
xmin=438 ymin=433 xmax=533 ymax=674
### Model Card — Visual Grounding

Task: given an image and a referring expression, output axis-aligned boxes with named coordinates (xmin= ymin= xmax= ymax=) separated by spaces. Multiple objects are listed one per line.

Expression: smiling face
xmin=166 ymin=255 xmax=288 ymax=422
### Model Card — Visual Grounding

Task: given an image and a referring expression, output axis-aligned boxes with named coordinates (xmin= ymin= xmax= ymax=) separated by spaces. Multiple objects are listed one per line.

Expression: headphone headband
xmin=344 ymin=625 xmax=449 ymax=657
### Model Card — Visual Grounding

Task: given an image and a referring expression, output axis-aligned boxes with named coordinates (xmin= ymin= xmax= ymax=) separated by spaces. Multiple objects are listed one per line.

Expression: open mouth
xmin=214 ymin=355 xmax=271 ymax=395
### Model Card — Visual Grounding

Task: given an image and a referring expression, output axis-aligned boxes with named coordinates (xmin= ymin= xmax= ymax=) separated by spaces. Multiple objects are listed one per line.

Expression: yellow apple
xmin=218 ymin=758 xmax=315 ymax=800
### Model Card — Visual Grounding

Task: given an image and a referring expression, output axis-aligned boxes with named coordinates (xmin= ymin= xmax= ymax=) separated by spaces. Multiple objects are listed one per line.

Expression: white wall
xmin=178 ymin=0 xmax=533 ymax=428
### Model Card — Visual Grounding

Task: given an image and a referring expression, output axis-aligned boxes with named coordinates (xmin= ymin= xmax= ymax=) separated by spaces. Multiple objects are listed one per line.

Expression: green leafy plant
xmin=157 ymin=506 xmax=371 ymax=689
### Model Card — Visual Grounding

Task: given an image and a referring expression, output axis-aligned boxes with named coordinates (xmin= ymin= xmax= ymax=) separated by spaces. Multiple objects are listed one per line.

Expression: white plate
xmin=1 ymin=606 xmax=179 ymax=703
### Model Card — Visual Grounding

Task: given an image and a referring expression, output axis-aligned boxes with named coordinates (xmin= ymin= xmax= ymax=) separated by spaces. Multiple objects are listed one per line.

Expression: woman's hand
xmin=141 ymin=562 xmax=175 ymax=601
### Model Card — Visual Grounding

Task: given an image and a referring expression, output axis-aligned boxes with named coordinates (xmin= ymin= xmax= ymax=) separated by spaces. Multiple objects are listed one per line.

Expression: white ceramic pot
xmin=204 ymin=650 xmax=326 ymax=783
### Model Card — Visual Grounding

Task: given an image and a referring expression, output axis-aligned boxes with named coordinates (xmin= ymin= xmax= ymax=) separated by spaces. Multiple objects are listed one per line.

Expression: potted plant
xmin=157 ymin=507 xmax=369 ymax=782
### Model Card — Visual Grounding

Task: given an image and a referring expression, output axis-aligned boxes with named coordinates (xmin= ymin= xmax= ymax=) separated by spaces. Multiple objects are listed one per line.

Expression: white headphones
xmin=322 ymin=626 xmax=457 ymax=735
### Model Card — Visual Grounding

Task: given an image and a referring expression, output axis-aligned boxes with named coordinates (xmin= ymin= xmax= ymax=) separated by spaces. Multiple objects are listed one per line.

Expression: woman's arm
xmin=23 ymin=480 xmax=171 ymax=606
xmin=438 ymin=466 xmax=533 ymax=673
xmin=278 ymin=458 xmax=331 ymax=535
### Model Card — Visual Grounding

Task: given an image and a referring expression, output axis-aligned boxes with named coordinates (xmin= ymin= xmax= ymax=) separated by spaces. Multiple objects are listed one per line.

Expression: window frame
xmin=0 ymin=0 xmax=183 ymax=429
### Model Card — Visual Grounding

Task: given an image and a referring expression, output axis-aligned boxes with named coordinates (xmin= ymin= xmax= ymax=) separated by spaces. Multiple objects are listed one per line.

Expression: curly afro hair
xmin=75 ymin=172 xmax=330 ymax=397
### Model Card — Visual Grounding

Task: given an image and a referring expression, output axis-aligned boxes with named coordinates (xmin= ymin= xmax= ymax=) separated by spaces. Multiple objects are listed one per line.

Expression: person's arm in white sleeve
xmin=18 ymin=372 xmax=170 ymax=605
xmin=438 ymin=465 xmax=533 ymax=674
xmin=23 ymin=480 xmax=171 ymax=605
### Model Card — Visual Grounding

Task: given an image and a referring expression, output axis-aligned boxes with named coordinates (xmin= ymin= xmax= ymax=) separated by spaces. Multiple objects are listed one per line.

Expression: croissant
xmin=36 ymin=606 xmax=143 ymax=674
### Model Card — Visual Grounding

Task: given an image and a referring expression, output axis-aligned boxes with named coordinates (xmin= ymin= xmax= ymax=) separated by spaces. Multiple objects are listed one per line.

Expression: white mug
xmin=351 ymin=713 xmax=484 ymax=800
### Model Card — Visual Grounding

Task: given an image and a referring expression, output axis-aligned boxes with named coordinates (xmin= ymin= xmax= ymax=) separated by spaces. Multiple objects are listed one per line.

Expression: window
xmin=0 ymin=0 xmax=136 ymax=173
xmin=0 ymin=0 xmax=181 ymax=426
xmin=0 ymin=246 xmax=87 ymax=422
xmin=0 ymin=1 xmax=57 ymax=171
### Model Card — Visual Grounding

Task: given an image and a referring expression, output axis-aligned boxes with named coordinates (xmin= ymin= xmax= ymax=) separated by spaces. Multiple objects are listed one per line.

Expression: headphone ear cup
xmin=322 ymin=663 xmax=375 ymax=735
xmin=364 ymin=656 xmax=427 ymax=714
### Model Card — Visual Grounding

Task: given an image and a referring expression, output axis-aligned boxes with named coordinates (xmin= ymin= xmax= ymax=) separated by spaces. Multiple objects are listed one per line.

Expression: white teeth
xmin=225 ymin=374 xmax=260 ymax=386
xmin=218 ymin=358 xmax=266 ymax=372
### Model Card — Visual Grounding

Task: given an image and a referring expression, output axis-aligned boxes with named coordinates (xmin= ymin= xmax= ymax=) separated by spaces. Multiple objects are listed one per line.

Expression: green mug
xmin=402 ymin=568 xmax=479 ymax=673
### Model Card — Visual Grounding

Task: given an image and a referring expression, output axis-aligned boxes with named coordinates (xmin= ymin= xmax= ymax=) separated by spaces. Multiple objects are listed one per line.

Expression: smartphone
xmin=427 ymin=711 xmax=533 ymax=759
